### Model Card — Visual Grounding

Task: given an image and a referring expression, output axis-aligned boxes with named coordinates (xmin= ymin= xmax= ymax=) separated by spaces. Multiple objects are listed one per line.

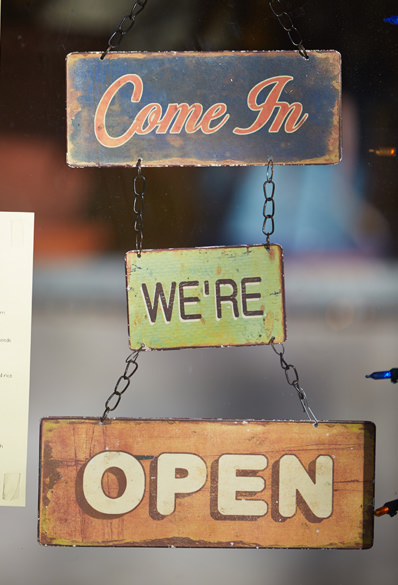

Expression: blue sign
xmin=67 ymin=51 xmax=341 ymax=167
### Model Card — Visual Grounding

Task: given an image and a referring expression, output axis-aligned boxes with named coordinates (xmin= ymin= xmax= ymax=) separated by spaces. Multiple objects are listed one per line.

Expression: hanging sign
xmin=66 ymin=51 xmax=341 ymax=167
xmin=125 ymin=244 xmax=286 ymax=350
xmin=39 ymin=418 xmax=375 ymax=548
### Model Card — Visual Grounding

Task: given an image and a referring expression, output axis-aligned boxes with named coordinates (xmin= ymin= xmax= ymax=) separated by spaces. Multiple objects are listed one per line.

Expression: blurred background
xmin=0 ymin=1 xmax=397 ymax=583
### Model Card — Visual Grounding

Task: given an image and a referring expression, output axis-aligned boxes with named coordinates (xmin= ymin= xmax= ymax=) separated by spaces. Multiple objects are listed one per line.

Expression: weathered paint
xmin=39 ymin=418 xmax=375 ymax=548
xmin=66 ymin=51 xmax=341 ymax=167
xmin=125 ymin=244 xmax=286 ymax=350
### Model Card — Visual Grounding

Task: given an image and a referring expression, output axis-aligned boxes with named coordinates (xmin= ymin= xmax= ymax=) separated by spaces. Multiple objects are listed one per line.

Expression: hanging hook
xmin=100 ymin=1 xmax=148 ymax=60
xmin=268 ymin=1 xmax=309 ymax=60
xmin=270 ymin=337 xmax=319 ymax=427
xmin=133 ymin=158 xmax=146 ymax=257
xmin=263 ymin=158 xmax=275 ymax=250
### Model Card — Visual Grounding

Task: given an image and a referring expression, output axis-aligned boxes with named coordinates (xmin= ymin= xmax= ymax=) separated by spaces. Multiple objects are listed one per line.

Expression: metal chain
xmin=269 ymin=1 xmax=309 ymax=59
xmin=270 ymin=337 xmax=318 ymax=426
xmin=262 ymin=158 xmax=276 ymax=248
xmin=100 ymin=1 xmax=307 ymax=60
xmin=101 ymin=1 xmax=148 ymax=60
xmin=101 ymin=347 xmax=144 ymax=422
xmin=133 ymin=159 xmax=146 ymax=256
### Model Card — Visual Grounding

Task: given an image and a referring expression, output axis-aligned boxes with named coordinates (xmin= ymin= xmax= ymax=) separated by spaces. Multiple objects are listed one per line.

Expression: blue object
xmin=366 ymin=370 xmax=392 ymax=380
xmin=366 ymin=368 xmax=398 ymax=382
xmin=384 ymin=16 xmax=398 ymax=25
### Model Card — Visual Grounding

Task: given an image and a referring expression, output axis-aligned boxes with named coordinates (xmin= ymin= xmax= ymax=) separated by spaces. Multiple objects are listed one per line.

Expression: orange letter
xmin=155 ymin=103 xmax=202 ymax=134
xmin=94 ymin=74 xmax=144 ymax=148
xmin=133 ymin=104 xmax=163 ymax=135
xmin=199 ymin=103 xmax=230 ymax=134
xmin=233 ymin=75 xmax=308 ymax=135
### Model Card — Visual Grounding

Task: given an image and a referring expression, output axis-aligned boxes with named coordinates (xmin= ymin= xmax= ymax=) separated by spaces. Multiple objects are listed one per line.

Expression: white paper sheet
xmin=0 ymin=212 xmax=34 ymax=506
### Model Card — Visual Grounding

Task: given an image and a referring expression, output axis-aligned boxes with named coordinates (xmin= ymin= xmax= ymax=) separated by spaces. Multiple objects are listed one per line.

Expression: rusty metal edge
xmin=125 ymin=243 xmax=287 ymax=351
xmin=66 ymin=50 xmax=342 ymax=168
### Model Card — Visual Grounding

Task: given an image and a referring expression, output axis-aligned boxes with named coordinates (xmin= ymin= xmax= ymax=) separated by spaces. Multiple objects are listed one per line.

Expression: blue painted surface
xmin=384 ymin=16 xmax=398 ymax=25
xmin=67 ymin=51 xmax=341 ymax=167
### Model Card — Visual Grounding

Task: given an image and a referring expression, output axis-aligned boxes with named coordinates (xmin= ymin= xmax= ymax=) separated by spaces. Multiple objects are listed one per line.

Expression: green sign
xmin=126 ymin=244 xmax=286 ymax=350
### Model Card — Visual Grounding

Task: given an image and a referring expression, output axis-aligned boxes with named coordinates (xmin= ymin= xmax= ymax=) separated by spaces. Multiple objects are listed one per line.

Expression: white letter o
xmin=82 ymin=451 xmax=145 ymax=515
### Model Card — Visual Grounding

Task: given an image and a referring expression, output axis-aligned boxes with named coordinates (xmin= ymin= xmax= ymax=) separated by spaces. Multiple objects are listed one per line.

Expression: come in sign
xmin=66 ymin=51 xmax=341 ymax=167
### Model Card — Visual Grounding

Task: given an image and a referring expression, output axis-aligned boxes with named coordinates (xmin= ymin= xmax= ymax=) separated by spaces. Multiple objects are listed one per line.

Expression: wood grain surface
xmin=39 ymin=419 xmax=374 ymax=548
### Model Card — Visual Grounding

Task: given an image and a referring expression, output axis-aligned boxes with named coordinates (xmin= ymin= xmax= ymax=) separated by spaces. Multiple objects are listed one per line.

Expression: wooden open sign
xmin=39 ymin=419 xmax=375 ymax=548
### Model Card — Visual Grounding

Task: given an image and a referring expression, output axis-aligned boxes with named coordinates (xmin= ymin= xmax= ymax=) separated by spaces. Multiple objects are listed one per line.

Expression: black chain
xmin=269 ymin=1 xmax=309 ymax=59
xmin=101 ymin=347 xmax=144 ymax=422
xmin=262 ymin=158 xmax=275 ymax=248
xmin=101 ymin=1 xmax=148 ymax=60
xmin=270 ymin=337 xmax=318 ymax=426
xmin=100 ymin=1 xmax=307 ymax=60
xmin=133 ymin=159 xmax=146 ymax=256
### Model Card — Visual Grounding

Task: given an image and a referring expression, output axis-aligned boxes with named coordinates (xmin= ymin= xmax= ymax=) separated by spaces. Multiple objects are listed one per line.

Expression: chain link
xmin=269 ymin=1 xmax=309 ymax=59
xmin=262 ymin=158 xmax=276 ymax=248
xmin=101 ymin=347 xmax=144 ymax=422
xmin=270 ymin=337 xmax=318 ymax=426
xmin=101 ymin=1 xmax=148 ymax=60
xmin=100 ymin=1 xmax=307 ymax=60
xmin=133 ymin=159 xmax=146 ymax=256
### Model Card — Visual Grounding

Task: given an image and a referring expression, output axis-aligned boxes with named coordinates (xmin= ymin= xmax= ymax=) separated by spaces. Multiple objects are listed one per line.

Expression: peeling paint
xmin=66 ymin=51 xmax=341 ymax=167
xmin=125 ymin=244 xmax=286 ymax=349
xmin=38 ymin=419 xmax=375 ymax=549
